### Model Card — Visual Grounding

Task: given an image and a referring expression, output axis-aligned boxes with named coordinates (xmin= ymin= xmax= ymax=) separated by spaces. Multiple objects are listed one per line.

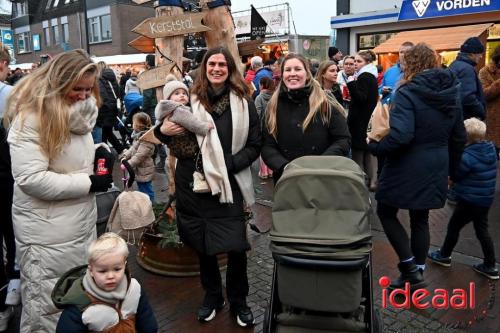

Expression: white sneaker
xmin=5 ymin=279 xmax=20 ymax=306
xmin=0 ymin=307 xmax=13 ymax=331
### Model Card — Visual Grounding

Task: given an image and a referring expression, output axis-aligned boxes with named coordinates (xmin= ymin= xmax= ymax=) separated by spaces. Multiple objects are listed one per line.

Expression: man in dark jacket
xmin=449 ymin=37 xmax=487 ymax=120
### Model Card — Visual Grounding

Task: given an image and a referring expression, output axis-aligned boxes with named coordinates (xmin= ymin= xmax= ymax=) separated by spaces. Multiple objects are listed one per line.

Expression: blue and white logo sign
xmin=399 ymin=0 xmax=500 ymax=21
xmin=1 ymin=29 xmax=14 ymax=47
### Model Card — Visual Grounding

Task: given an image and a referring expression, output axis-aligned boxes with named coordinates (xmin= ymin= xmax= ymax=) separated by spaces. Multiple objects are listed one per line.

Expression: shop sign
xmin=132 ymin=13 xmax=210 ymax=39
xmin=234 ymin=9 xmax=287 ymax=35
xmin=398 ymin=0 xmax=500 ymax=21
xmin=1 ymin=30 xmax=13 ymax=47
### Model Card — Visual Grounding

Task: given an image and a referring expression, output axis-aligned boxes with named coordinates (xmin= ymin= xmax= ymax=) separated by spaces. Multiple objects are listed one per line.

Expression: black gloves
xmin=121 ymin=160 xmax=135 ymax=188
xmin=89 ymin=174 xmax=113 ymax=193
xmin=94 ymin=146 xmax=115 ymax=175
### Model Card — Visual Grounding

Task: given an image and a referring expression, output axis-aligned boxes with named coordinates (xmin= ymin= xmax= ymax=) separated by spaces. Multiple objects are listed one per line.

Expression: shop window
xmin=52 ymin=25 xmax=60 ymax=45
xmin=16 ymin=32 xmax=31 ymax=53
xmin=44 ymin=27 xmax=50 ymax=47
xmin=358 ymin=32 xmax=397 ymax=50
xmin=62 ymin=23 xmax=69 ymax=44
xmin=88 ymin=14 xmax=112 ymax=44
xmin=14 ymin=1 xmax=28 ymax=18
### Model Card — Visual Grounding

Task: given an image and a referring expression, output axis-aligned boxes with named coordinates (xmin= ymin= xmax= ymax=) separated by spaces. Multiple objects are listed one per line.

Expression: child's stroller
xmin=264 ymin=156 xmax=382 ymax=333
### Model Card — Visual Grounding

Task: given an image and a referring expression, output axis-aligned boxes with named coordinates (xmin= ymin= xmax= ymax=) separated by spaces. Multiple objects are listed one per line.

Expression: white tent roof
xmin=9 ymin=63 xmax=33 ymax=70
xmin=91 ymin=53 xmax=148 ymax=66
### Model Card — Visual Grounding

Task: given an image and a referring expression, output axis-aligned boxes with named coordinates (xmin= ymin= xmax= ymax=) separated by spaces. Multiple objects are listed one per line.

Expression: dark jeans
xmin=102 ymin=126 xmax=124 ymax=154
xmin=377 ymin=202 xmax=430 ymax=265
xmin=0 ymin=179 xmax=18 ymax=311
xmin=198 ymin=251 xmax=249 ymax=308
xmin=441 ymin=201 xmax=496 ymax=267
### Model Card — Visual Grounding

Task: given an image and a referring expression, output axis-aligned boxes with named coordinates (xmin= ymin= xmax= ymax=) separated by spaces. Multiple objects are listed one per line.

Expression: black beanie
xmin=328 ymin=46 xmax=339 ymax=58
xmin=460 ymin=37 xmax=485 ymax=54
xmin=146 ymin=54 xmax=155 ymax=67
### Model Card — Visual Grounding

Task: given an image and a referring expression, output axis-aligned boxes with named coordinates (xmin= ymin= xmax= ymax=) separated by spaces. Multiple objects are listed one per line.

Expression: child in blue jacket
xmin=428 ymin=117 xmax=498 ymax=279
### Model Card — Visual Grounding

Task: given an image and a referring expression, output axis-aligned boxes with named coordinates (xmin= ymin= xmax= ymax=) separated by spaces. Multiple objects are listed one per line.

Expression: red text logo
xmin=379 ymin=276 xmax=475 ymax=310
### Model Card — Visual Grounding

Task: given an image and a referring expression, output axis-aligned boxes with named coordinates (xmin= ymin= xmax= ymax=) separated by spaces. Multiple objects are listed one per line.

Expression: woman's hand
xmin=160 ymin=119 xmax=186 ymax=136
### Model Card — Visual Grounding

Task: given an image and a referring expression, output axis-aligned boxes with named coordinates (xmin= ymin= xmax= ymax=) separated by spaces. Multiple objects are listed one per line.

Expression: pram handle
xmin=273 ymin=254 xmax=368 ymax=271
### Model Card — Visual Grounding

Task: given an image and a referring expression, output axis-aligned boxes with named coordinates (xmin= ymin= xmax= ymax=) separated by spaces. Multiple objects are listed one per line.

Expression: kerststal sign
xmin=132 ymin=12 xmax=211 ymax=39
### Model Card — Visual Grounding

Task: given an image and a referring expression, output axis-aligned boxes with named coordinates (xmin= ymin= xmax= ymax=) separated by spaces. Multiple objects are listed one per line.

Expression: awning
xmin=373 ymin=23 xmax=493 ymax=54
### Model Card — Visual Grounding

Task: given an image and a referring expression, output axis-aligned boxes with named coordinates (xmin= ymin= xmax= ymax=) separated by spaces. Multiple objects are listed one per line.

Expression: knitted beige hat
xmin=163 ymin=74 xmax=189 ymax=100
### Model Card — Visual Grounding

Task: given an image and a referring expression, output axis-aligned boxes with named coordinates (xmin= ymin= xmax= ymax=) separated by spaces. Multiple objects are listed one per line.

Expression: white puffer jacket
xmin=8 ymin=97 xmax=99 ymax=333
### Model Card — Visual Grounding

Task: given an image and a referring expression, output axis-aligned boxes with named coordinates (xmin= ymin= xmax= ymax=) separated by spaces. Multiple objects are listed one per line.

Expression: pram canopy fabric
xmin=270 ymin=156 xmax=372 ymax=258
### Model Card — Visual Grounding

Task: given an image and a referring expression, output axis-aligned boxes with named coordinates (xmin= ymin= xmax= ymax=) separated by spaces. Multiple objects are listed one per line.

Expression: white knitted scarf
xmin=191 ymin=91 xmax=255 ymax=205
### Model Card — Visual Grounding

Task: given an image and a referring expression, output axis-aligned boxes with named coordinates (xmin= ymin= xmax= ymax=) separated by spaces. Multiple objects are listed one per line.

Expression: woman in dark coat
xmin=262 ymin=53 xmax=350 ymax=182
xmin=315 ymin=60 xmax=344 ymax=107
xmin=154 ymin=47 xmax=261 ymax=327
xmin=347 ymin=50 xmax=379 ymax=190
xmin=97 ymin=62 xmax=124 ymax=153
xmin=368 ymin=43 xmax=466 ymax=289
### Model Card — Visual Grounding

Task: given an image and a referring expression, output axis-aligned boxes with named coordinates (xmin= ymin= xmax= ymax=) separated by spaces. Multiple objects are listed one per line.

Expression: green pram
xmin=264 ymin=156 xmax=382 ymax=333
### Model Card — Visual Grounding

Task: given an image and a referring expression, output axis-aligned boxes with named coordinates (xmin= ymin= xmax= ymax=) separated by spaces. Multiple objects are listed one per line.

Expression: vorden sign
xmin=132 ymin=13 xmax=211 ymax=39
xmin=137 ymin=63 xmax=176 ymax=90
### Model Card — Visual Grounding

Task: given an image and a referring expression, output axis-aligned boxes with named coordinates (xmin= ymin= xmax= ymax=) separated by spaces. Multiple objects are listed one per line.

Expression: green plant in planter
xmin=152 ymin=203 xmax=182 ymax=248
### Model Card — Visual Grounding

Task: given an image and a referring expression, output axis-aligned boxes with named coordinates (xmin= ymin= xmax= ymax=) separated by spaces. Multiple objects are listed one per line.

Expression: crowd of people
xmin=0 ymin=32 xmax=498 ymax=332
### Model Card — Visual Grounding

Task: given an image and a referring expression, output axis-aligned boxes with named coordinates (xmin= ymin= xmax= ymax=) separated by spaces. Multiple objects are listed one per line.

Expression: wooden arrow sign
xmin=128 ymin=35 xmax=155 ymax=53
xmin=132 ymin=12 xmax=211 ymax=39
xmin=137 ymin=63 xmax=176 ymax=90
xmin=132 ymin=0 xmax=153 ymax=4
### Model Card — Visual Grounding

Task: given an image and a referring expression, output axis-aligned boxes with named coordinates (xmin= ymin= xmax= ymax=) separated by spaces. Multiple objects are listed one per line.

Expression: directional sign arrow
xmin=137 ymin=63 xmax=176 ymax=90
xmin=132 ymin=12 xmax=211 ymax=39
xmin=128 ymin=35 xmax=155 ymax=53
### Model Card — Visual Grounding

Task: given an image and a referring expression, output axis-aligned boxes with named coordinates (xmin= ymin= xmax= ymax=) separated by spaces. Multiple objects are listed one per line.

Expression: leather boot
xmin=389 ymin=260 xmax=426 ymax=290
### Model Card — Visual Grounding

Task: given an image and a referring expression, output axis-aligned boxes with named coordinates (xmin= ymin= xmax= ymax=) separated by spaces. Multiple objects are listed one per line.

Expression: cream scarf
xmin=191 ymin=91 xmax=255 ymax=205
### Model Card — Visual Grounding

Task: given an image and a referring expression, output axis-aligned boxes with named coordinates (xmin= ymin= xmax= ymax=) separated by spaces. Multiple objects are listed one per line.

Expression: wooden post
xmin=199 ymin=0 xmax=243 ymax=72
xmin=154 ymin=0 xmax=185 ymax=195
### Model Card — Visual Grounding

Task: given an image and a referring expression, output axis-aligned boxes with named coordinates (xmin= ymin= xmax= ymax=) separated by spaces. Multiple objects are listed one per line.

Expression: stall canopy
xmin=373 ymin=23 xmax=493 ymax=54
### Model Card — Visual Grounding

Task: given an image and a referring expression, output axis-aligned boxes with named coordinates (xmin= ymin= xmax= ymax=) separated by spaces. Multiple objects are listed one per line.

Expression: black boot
xmin=390 ymin=260 xmax=426 ymax=290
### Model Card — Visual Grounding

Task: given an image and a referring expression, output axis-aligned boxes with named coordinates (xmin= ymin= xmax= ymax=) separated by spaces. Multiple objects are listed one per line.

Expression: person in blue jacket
xmin=368 ymin=43 xmax=466 ymax=290
xmin=449 ymin=37 xmax=486 ymax=120
xmin=379 ymin=41 xmax=414 ymax=104
xmin=428 ymin=118 xmax=498 ymax=280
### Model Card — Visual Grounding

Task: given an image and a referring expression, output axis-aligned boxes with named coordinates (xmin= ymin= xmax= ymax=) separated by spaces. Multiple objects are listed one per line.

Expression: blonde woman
xmin=315 ymin=60 xmax=344 ymax=106
xmin=262 ymin=53 xmax=350 ymax=181
xmin=4 ymin=49 xmax=111 ymax=332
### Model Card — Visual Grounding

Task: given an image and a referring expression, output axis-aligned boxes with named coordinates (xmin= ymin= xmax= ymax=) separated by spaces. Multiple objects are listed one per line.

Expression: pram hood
xmin=270 ymin=156 xmax=372 ymax=258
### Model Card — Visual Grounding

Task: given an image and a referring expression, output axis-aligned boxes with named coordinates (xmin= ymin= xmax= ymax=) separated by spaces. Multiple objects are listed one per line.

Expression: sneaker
xmin=231 ymin=304 xmax=255 ymax=327
xmin=428 ymin=250 xmax=451 ymax=267
xmin=5 ymin=279 xmax=21 ymax=306
xmin=0 ymin=307 xmax=13 ymax=331
xmin=472 ymin=263 xmax=499 ymax=280
xmin=197 ymin=298 xmax=225 ymax=322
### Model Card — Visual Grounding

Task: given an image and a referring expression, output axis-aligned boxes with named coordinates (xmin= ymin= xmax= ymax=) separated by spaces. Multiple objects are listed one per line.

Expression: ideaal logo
xmin=412 ymin=0 xmax=431 ymax=17
xmin=379 ymin=276 xmax=497 ymax=329
xmin=379 ymin=276 xmax=475 ymax=309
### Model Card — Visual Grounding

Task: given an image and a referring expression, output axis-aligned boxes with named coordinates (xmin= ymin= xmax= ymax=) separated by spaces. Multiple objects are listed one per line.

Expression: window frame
xmin=87 ymin=14 xmax=112 ymax=44
xmin=16 ymin=32 xmax=32 ymax=54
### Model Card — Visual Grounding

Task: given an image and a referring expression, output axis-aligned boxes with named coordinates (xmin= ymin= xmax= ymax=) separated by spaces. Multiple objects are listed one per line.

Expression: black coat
xmin=261 ymin=88 xmax=351 ymax=182
xmin=369 ymin=69 xmax=466 ymax=210
xmin=97 ymin=68 xmax=120 ymax=127
xmin=0 ymin=124 xmax=13 ymax=186
xmin=449 ymin=53 xmax=486 ymax=120
xmin=347 ymin=72 xmax=379 ymax=150
xmin=154 ymin=90 xmax=261 ymax=255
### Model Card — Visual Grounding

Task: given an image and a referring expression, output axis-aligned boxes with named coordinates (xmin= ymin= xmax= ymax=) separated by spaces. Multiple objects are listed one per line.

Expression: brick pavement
xmin=4 ymin=164 xmax=500 ymax=332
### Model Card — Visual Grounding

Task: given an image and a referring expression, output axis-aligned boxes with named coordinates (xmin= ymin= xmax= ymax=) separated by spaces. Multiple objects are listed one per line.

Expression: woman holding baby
xmin=154 ymin=47 xmax=261 ymax=327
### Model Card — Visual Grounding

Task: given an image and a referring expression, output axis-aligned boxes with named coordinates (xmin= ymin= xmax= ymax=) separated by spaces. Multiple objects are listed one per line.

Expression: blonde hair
xmin=88 ymin=232 xmax=129 ymax=264
xmin=464 ymin=117 xmax=486 ymax=143
xmin=3 ymin=49 xmax=100 ymax=160
xmin=266 ymin=53 xmax=345 ymax=139
xmin=315 ymin=60 xmax=338 ymax=88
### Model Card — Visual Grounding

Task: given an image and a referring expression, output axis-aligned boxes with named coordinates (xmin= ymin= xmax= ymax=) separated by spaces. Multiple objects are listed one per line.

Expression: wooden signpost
xmin=128 ymin=35 xmax=155 ymax=53
xmin=136 ymin=63 xmax=175 ymax=90
xmin=132 ymin=12 xmax=211 ymax=39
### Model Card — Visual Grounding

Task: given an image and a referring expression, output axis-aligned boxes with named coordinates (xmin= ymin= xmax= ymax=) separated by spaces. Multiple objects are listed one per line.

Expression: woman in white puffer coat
xmin=3 ymin=49 xmax=113 ymax=333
